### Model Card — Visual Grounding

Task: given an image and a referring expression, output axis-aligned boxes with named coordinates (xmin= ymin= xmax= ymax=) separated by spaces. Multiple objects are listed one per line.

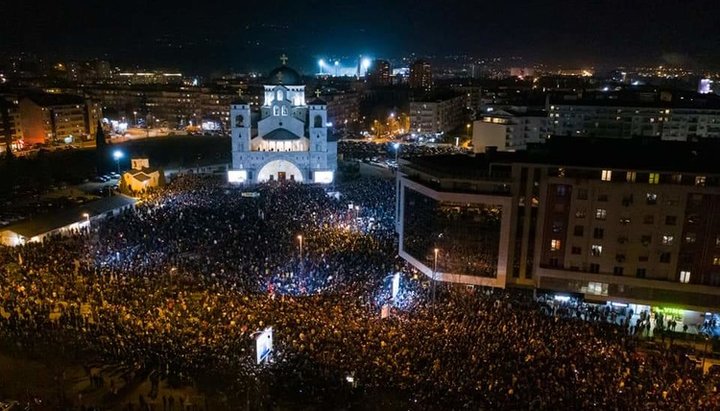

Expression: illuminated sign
xmin=255 ymin=327 xmax=273 ymax=364
xmin=227 ymin=170 xmax=248 ymax=183
xmin=392 ymin=273 xmax=400 ymax=300
xmin=314 ymin=171 xmax=334 ymax=184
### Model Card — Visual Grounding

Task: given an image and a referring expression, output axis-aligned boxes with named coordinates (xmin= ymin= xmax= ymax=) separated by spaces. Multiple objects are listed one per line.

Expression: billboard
xmin=228 ymin=170 xmax=248 ymax=183
xmin=255 ymin=327 xmax=273 ymax=364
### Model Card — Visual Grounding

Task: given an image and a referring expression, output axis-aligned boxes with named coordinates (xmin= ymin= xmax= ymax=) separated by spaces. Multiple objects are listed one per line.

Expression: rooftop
xmin=2 ymin=195 xmax=136 ymax=239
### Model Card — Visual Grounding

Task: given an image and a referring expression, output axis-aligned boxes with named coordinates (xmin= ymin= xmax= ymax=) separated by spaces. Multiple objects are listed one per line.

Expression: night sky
xmin=2 ymin=0 xmax=719 ymax=72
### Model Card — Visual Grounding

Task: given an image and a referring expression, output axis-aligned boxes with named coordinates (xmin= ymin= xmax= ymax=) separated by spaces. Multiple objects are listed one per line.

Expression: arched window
xmin=313 ymin=115 xmax=322 ymax=128
xmin=276 ymin=89 xmax=284 ymax=101
xmin=273 ymin=106 xmax=280 ymax=116
xmin=281 ymin=106 xmax=288 ymax=116
xmin=235 ymin=114 xmax=244 ymax=127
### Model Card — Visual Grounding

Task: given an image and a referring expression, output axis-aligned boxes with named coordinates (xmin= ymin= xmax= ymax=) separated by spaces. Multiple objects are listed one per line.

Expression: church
xmin=227 ymin=57 xmax=337 ymax=184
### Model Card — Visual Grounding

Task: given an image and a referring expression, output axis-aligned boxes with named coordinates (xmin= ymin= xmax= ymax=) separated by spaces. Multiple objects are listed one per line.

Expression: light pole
xmin=466 ymin=123 xmax=471 ymax=139
xmin=432 ymin=248 xmax=439 ymax=310
xmin=354 ymin=205 xmax=360 ymax=220
xmin=297 ymin=235 xmax=303 ymax=259
xmin=113 ymin=150 xmax=123 ymax=174
xmin=82 ymin=213 xmax=90 ymax=227
xmin=393 ymin=142 xmax=400 ymax=165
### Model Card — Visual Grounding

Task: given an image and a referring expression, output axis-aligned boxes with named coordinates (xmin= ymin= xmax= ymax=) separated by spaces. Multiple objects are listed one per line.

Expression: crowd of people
xmin=0 ymin=175 xmax=719 ymax=410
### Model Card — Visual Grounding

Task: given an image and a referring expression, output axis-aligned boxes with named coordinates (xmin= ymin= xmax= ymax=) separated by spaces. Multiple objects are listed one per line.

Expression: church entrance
xmin=257 ymin=160 xmax=304 ymax=183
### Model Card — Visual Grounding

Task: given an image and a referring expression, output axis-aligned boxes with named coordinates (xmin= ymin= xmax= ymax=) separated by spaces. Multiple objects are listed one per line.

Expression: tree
xmin=95 ymin=120 xmax=107 ymax=173
xmin=1 ymin=101 xmax=14 ymax=163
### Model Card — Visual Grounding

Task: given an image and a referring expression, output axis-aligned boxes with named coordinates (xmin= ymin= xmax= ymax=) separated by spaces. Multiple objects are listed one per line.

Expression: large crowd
xmin=0 ymin=175 xmax=719 ymax=410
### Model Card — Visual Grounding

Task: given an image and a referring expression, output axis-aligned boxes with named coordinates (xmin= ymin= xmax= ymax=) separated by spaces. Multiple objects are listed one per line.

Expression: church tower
xmin=308 ymin=90 xmax=328 ymax=171
xmin=230 ymin=91 xmax=251 ymax=179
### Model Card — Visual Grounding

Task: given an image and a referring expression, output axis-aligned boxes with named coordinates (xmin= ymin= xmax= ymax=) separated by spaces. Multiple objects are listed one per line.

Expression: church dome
xmin=267 ymin=66 xmax=302 ymax=85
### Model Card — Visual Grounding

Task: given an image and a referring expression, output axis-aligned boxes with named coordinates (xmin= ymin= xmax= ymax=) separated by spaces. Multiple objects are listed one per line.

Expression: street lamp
xmin=297 ymin=235 xmax=303 ymax=259
xmin=432 ymin=248 xmax=439 ymax=310
xmin=393 ymin=142 xmax=400 ymax=164
xmin=113 ymin=150 xmax=124 ymax=173
xmin=82 ymin=213 xmax=90 ymax=227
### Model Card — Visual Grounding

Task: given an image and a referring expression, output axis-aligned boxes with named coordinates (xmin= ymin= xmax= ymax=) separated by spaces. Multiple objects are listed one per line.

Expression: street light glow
xmin=113 ymin=150 xmax=123 ymax=160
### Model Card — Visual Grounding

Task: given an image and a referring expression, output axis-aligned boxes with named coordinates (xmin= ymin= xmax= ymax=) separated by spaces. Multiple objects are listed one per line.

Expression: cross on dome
xmin=237 ymin=88 xmax=243 ymax=97
xmin=315 ymin=89 xmax=322 ymax=98
xmin=280 ymin=54 xmax=289 ymax=65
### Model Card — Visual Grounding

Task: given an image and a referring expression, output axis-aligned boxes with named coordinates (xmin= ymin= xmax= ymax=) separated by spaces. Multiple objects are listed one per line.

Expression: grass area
xmin=0 ymin=135 xmax=230 ymax=202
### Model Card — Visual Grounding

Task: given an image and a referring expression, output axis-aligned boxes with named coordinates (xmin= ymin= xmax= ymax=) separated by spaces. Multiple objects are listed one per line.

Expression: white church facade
xmin=228 ymin=60 xmax=337 ymax=184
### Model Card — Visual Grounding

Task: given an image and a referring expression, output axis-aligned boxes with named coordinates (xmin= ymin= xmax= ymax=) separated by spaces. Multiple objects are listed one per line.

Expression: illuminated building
xmin=548 ymin=90 xmax=720 ymax=141
xmin=472 ymin=109 xmax=549 ymax=151
xmin=228 ymin=59 xmax=337 ymax=184
xmin=0 ymin=98 xmax=24 ymax=152
xmin=397 ymin=136 xmax=720 ymax=320
xmin=366 ymin=59 xmax=391 ymax=86
xmin=409 ymin=92 xmax=465 ymax=134
xmin=18 ymin=93 xmax=101 ymax=145
xmin=409 ymin=59 xmax=432 ymax=90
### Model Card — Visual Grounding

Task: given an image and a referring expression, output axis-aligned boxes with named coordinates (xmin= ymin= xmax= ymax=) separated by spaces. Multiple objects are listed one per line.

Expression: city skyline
xmin=3 ymin=0 xmax=720 ymax=73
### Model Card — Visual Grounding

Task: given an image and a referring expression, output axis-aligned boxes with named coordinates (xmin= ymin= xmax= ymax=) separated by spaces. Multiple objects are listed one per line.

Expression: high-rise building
xmin=366 ymin=59 xmax=391 ymax=86
xmin=548 ymin=90 xmax=720 ymax=141
xmin=18 ymin=93 xmax=101 ymax=145
xmin=0 ymin=97 xmax=23 ymax=152
xmin=396 ymin=136 xmax=720 ymax=321
xmin=409 ymin=93 xmax=465 ymax=134
xmin=409 ymin=59 xmax=432 ymax=90
xmin=472 ymin=109 xmax=549 ymax=151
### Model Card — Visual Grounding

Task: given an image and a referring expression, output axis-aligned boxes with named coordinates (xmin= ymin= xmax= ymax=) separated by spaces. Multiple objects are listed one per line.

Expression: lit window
xmin=550 ymin=239 xmax=562 ymax=251
xmin=695 ymin=176 xmax=706 ymax=187
xmin=685 ymin=233 xmax=696 ymax=244
xmin=595 ymin=208 xmax=607 ymax=220
xmin=273 ymin=106 xmax=280 ymax=116
xmin=601 ymin=170 xmax=612 ymax=181
xmin=662 ymin=235 xmax=674 ymax=245
xmin=591 ymin=244 xmax=603 ymax=257
xmin=649 ymin=173 xmax=659 ymax=184
xmin=713 ymin=256 xmax=720 ymax=266
xmin=672 ymin=174 xmax=682 ymax=184
xmin=626 ymin=171 xmax=636 ymax=182
xmin=679 ymin=270 xmax=691 ymax=283
xmin=646 ymin=193 xmax=657 ymax=205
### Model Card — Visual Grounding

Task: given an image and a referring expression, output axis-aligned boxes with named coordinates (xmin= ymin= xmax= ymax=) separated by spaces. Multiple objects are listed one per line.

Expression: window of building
xmin=597 ymin=194 xmax=608 ymax=202
xmin=643 ymin=215 xmax=654 ymax=224
xmin=662 ymin=235 xmax=674 ymax=245
xmin=641 ymin=235 xmax=652 ymax=246
xmin=636 ymin=268 xmax=646 ymax=279
xmin=589 ymin=263 xmax=600 ymax=273
xmin=273 ymin=106 xmax=280 ymax=116
xmin=571 ymin=246 xmax=582 ymax=255
xmin=672 ymin=174 xmax=682 ymax=184
xmin=276 ymin=90 xmax=284 ymax=101
xmin=554 ymin=203 xmax=565 ymax=213
xmin=619 ymin=217 xmax=631 ymax=225
xmin=716 ymin=235 xmax=720 ymax=247
xmin=646 ymin=193 xmax=657 ymax=205
xmin=679 ymin=270 xmax=691 ymax=283
xmin=573 ymin=225 xmax=584 ymax=237
xmin=595 ymin=208 xmax=607 ymax=220
xmin=713 ymin=256 xmax=720 ymax=266
xmin=281 ymin=106 xmax=288 ymax=116
xmin=552 ymin=221 xmax=564 ymax=233
xmin=695 ymin=176 xmax=707 ymax=187
xmin=591 ymin=244 xmax=603 ymax=257
xmin=649 ymin=173 xmax=659 ymax=184
xmin=593 ymin=228 xmax=604 ymax=239
xmin=660 ymin=252 xmax=671 ymax=263
xmin=626 ymin=171 xmax=636 ymax=182
xmin=613 ymin=266 xmax=624 ymax=276
xmin=577 ymin=188 xmax=588 ymax=200
xmin=556 ymin=185 xmax=567 ymax=196
xmin=685 ymin=233 xmax=696 ymax=244
xmin=314 ymin=115 xmax=323 ymax=128
xmin=616 ymin=254 xmax=626 ymax=262
xmin=601 ymin=170 xmax=612 ymax=181
xmin=550 ymin=239 xmax=562 ymax=251
xmin=575 ymin=209 xmax=586 ymax=218
xmin=665 ymin=216 xmax=677 ymax=226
